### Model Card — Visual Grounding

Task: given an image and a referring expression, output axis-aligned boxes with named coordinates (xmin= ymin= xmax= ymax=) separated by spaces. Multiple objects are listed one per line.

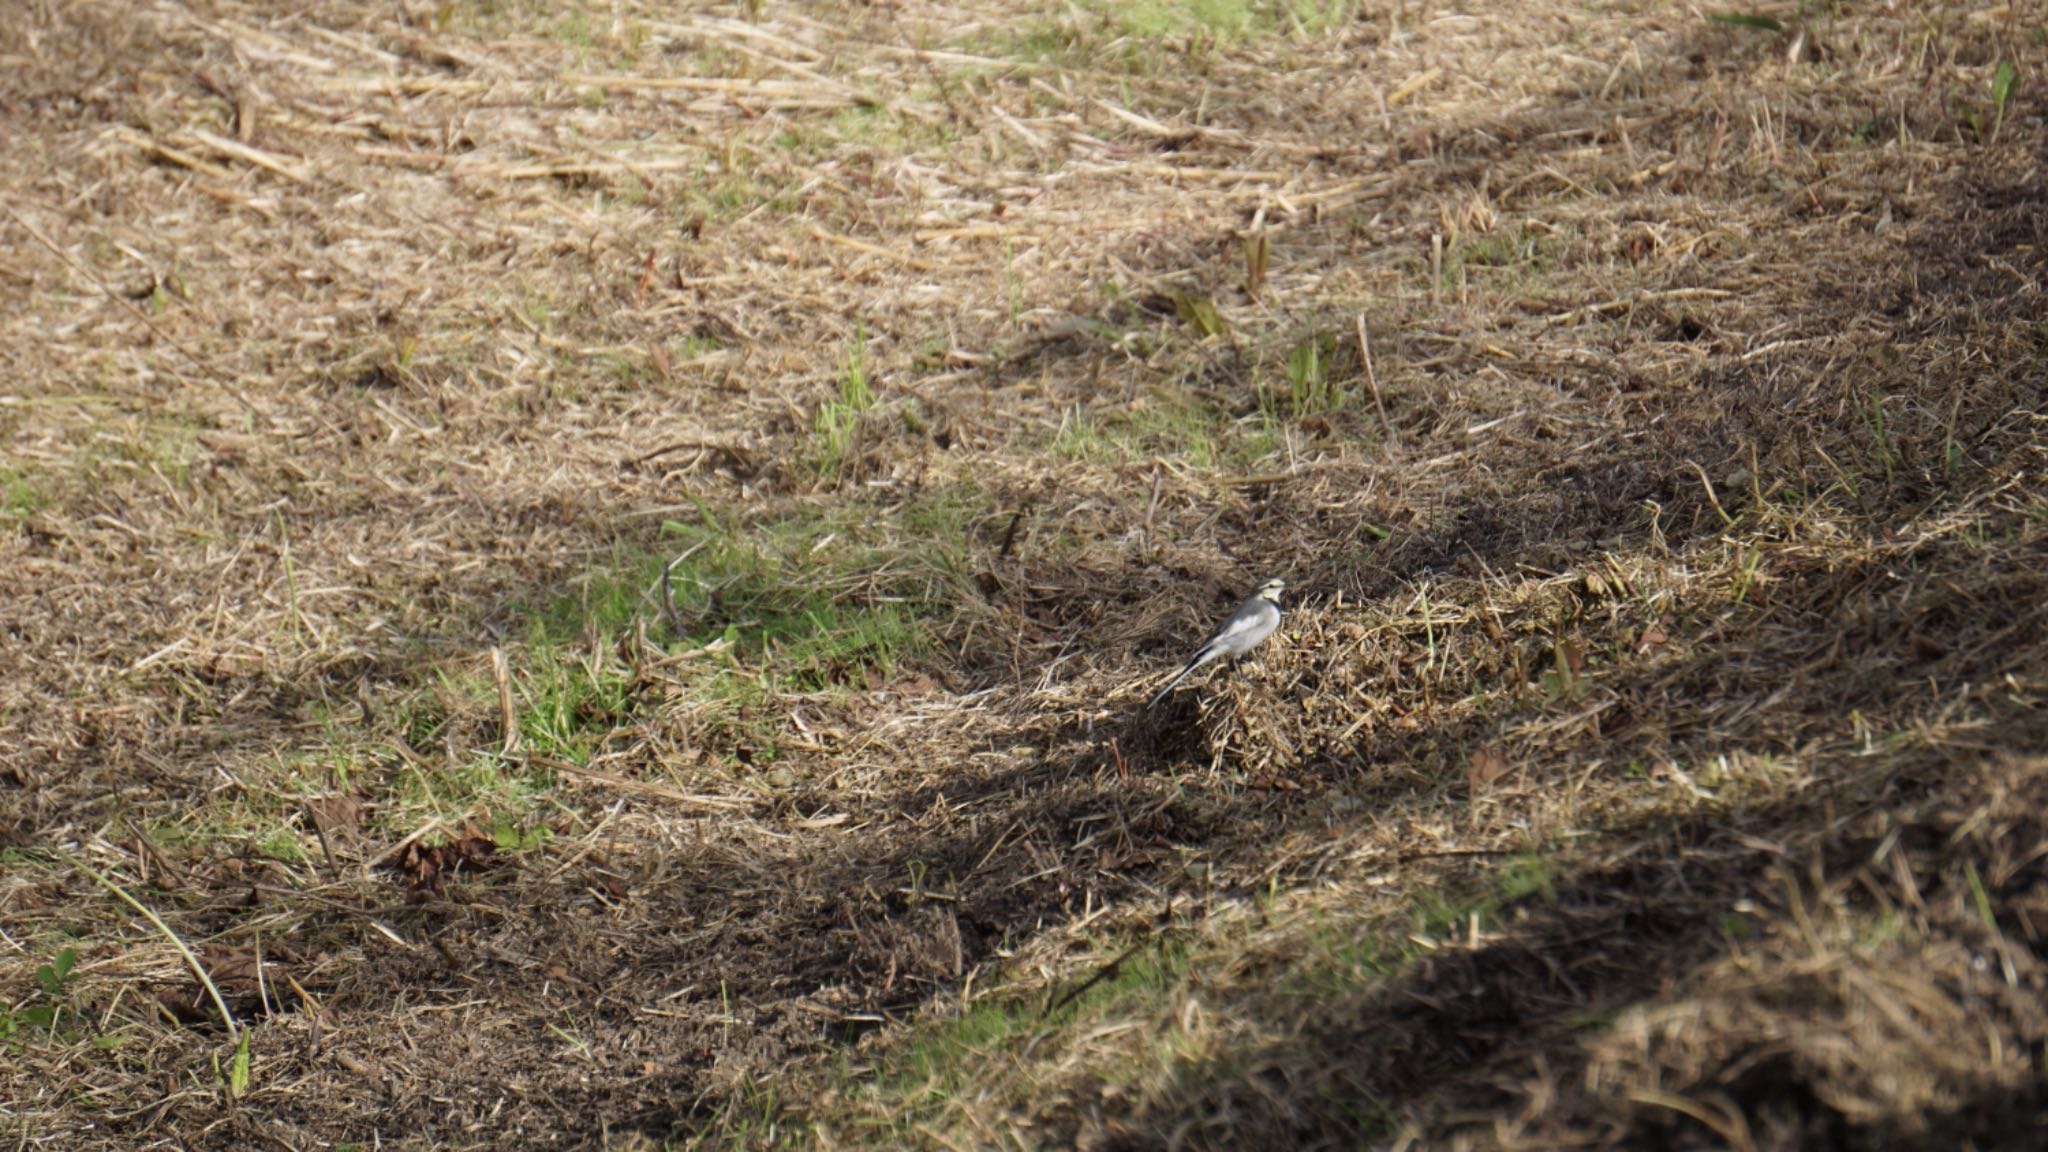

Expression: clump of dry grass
xmin=2 ymin=0 xmax=2045 ymax=1149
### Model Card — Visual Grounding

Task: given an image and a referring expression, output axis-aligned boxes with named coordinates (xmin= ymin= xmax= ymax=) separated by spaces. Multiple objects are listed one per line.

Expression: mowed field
xmin=4 ymin=1 xmax=2047 ymax=1148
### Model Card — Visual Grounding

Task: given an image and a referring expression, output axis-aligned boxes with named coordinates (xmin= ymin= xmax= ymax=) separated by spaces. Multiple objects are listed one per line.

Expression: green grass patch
xmin=1260 ymin=327 xmax=1345 ymax=419
xmin=814 ymin=333 xmax=878 ymax=480
xmin=0 ymin=469 xmax=47 ymax=516
xmin=495 ymin=489 xmax=981 ymax=767
xmin=778 ymin=104 xmax=957 ymax=159
xmin=136 ymin=746 xmax=361 ymax=864
xmin=1102 ymin=0 xmax=1257 ymax=39
xmin=514 ymin=636 xmax=636 ymax=762
xmin=658 ymin=499 xmax=968 ymax=683
xmin=972 ymin=0 xmax=1357 ymax=74
xmin=1051 ymin=395 xmax=1231 ymax=467
xmin=831 ymin=941 xmax=1196 ymax=1142
xmin=531 ymin=560 xmax=648 ymax=646
xmin=391 ymin=750 xmax=556 ymax=832
xmin=1453 ymin=225 xmax=1560 ymax=289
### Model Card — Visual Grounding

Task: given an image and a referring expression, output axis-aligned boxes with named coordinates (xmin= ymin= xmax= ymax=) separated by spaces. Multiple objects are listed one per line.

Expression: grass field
xmin=4 ymin=1 xmax=2047 ymax=1148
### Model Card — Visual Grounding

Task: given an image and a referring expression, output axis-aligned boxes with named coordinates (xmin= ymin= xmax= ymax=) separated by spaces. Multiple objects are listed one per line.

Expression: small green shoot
xmin=1730 ymin=543 xmax=1766 ymax=604
xmin=1859 ymin=379 xmax=1894 ymax=482
xmin=1990 ymin=60 xmax=2019 ymax=142
xmin=228 ymin=1029 xmax=252 ymax=1098
xmin=1 ymin=471 xmax=47 ymax=516
xmin=1172 ymin=292 xmax=1227 ymax=338
xmin=4 ymin=947 xmax=79 ymax=1047
xmin=34 ymin=947 xmax=77 ymax=999
xmin=493 ymin=821 xmax=552 ymax=853
xmin=815 ymin=331 xmax=878 ymax=479
xmin=1708 ymin=11 xmax=1785 ymax=32
xmin=1272 ymin=328 xmax=1342 ymax=418
xmin=1544 ymin=636 xmax=1587 ymax=703
xmin=1243 ymin=231 xmax=1269 ymax=297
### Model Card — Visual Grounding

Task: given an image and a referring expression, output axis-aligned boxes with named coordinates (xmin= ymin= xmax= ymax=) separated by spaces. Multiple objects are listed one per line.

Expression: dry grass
xmin=2 ymin=0 xmax=2046 ymax=1148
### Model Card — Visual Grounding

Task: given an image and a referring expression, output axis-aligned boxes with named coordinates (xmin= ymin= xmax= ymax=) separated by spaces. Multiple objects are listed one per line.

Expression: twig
xmin=536 ymin=756 xmax=752 ymax=811
xmin=182 ymin=128 xmax=314 ymax=185
xmin=306 ymin=799 xmax=340 ymax=879
xmin=1687 ymin=460 xmax=1736 ymax=528
xmin=1544 ymin=287 xmax=1734 ymax=326
xmin=628 ymin=440 xmax=724 ymax=468
xmin=492 ymin=647 xmax=520 ymax=757
xmin=997 ymin=508 xmax=1027 ymax=560
xmin=129 ymin=824 xmax=192 ymax=890
xmin=1355 ymin=313 xmax=1396 ymax=448
xmin=807 ymin=224 xmax=937 ymax=271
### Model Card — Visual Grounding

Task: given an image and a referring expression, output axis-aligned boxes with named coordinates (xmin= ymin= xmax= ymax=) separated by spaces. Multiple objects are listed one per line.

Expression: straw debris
xmin=2 ymin=0 xmax=2045 ymax=1148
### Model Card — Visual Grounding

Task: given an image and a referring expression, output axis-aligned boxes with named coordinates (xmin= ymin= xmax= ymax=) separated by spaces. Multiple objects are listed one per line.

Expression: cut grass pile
xmin=2 ymin=1 xmax=2046 ymax=1150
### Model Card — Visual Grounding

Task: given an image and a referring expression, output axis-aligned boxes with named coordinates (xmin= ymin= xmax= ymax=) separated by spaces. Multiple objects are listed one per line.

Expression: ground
xmin=3 ymin=1 xmax=2047 ymax=1149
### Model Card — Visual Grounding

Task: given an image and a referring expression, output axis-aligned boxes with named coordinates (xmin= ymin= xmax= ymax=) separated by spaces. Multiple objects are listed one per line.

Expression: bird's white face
xmin=1258 ymin=579 xmax=1285 ymax=602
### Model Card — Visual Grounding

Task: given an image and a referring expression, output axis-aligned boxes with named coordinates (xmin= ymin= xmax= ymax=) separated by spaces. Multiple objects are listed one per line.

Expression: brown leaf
xmin=199 ymin=945 xmax=263 ymax=998
xmin=305 ymin=794 xmax=362 ymax=842
xmin=155 ymin=985 xmax=212 ymax=1027
xmin=1467 ymin=747 xmax=1512 ymax=793
xmin=1557 ymin=639 xmax=1586 ymax=676
xmin=384 ymin=827 xmax=499 ymax=892
xmin=1637 ymin=624 xmax=1671 ymax=654
xmin=1907 ymin=630 xmax=1949 ymax=660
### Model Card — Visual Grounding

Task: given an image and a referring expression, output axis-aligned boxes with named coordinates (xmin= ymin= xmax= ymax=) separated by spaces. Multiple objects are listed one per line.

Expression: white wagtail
xmin=1147 ymin=578 xmax=1286 ymax=708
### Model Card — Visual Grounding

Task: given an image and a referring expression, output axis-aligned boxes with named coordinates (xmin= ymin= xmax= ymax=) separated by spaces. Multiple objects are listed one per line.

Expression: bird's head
xmin=1256 ymin=578 xmax=1286 ymax=602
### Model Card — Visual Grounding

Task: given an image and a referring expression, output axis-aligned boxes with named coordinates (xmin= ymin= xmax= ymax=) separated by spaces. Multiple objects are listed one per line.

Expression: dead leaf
xmin=305 ymin=794 xmax=362 ymax=843
xmin=385 ymin=827 xmax=499 ymax=893
xmin=1468 ymin=747 xmax=1512 ymax=793
xmin=155 ymin=985 xmax=212 ymax=1027
xmin=1907 ymin=630 xmax=1948 ymax=660
xmin=1557 ymin=639 xmax=1586 ymax=676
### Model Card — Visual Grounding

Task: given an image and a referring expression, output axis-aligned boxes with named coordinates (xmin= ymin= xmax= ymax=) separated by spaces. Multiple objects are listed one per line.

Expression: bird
xmin=1147 ymin=578 xmax=1286 ymax=708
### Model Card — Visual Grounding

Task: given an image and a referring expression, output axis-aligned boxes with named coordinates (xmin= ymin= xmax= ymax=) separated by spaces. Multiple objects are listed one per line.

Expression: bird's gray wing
xmin=1206 ymin=599 xmax=1280 ymax=655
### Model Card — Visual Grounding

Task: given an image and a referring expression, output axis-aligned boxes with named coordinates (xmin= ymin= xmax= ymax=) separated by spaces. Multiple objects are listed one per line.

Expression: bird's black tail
xmin=1147 ymin=658 xmax=1199 ymax=709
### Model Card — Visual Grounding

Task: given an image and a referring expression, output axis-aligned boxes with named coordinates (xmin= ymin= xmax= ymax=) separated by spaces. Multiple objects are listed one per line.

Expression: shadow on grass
xmin=1050 ymin=716 xmax=2048 ymax=1150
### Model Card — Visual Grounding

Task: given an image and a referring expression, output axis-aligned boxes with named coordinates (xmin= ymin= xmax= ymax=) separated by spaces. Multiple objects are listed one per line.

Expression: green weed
xmin=815 ymin=332 xmax=878 ymax=480
xmin=1859 ymin=379 xmax=1895 ymax=482
xmin=394 ymin=750 xmax=553 ymax=831
xmin=658 ymin=509 xmax=952 ymax=681
xmin=1265 ymin=328 xmax=1344 ymax=418
xmin=515 ymin=635 xmax=635 ymax=762
xmin=1 ymin=946 xmax=79 ymax=1048
xmin=1051 ymin=396 xmax=1225 ymax=467
xmin=1454 ymin=226 xmax=1556 ymax=289
xmin=500 ymin=562 xmax=654 ymax=763
xmin=1093 ymin=0 xmax=1257 ymax=38
xmin=642 ymin=494 xmax=976 ymax=761
xmin=0 ymin=470 xmax=46 ymax=516
xmin=1279 ymin=0 xmax=1362 ymax=36
xmin=550 ymin=10 xmax=593 ymax=47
